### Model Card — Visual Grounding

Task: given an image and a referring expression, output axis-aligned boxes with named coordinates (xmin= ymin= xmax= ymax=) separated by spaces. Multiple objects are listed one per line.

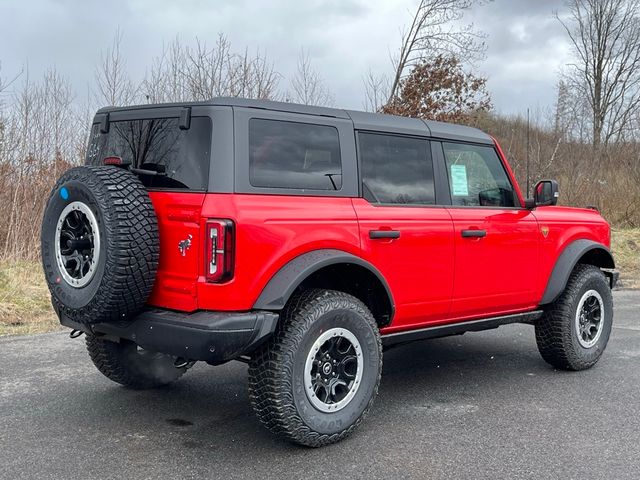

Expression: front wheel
xmin=248 ymin=289 xmax=382 ymax=447
xmin=535 ymin=264 xmax=613 ymax=371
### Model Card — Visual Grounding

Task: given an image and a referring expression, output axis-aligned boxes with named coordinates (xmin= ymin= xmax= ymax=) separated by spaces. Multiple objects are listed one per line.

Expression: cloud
xmin=0 ymin=0 xmax=569 ymax=115
xmin=465 ymin=0 xmax=572 ymax=114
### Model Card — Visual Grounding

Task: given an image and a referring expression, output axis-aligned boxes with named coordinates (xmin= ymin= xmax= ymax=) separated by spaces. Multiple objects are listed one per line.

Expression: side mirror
xmin=526 ymin=180 xmax=559 ymax=208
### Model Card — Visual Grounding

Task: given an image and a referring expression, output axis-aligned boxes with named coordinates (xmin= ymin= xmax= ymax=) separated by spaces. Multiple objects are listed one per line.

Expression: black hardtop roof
xmin=97 ymin=97 xmax=493 ymax=145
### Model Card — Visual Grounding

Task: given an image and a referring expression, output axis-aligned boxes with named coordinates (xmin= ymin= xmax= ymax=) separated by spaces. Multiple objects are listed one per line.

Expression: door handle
xmin=369 ymin=230 xmax=400 ymax=240
xmin=461 ymin=229 xmax=487 ymax=238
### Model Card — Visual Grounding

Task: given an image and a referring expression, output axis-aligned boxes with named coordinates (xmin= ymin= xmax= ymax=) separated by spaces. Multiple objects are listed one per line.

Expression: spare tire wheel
xmin=41 ymin=165 xmax=159 ymax=326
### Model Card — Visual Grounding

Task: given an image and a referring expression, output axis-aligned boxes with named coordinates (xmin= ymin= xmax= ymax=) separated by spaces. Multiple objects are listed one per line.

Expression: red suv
xmin=41 ymin=98 xmax=618 ymax=447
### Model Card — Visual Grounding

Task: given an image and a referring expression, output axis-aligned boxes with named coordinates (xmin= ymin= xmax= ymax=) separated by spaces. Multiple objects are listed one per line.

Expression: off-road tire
xmin=248 ymin=289 xmax=382 ymax=447
xmin=535 ymin=264 xmax=613 ymax=371
xmin=86 ymin=334 xmax=187 ymax=389
xmin=41 ymin=166 xmax=159 ymax=326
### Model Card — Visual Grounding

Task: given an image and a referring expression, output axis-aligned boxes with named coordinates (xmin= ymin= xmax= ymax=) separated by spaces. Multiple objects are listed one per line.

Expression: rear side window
xmin=358 ymin=132 xmax=435 ymax=205
xmin=86 ymin=117 xmax=212 ymax=190
xmin=442 ymin=142 xmax=516 ymax=207
xmin=249 ymin=119 xmax=342 ymax=190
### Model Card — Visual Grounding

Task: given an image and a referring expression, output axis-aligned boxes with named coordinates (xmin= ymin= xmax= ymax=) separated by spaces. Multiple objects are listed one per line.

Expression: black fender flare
xmin=253 ymin=249 xmax=395 ymax=316
xmin=540 ymin=239 xmax=615 ymax=305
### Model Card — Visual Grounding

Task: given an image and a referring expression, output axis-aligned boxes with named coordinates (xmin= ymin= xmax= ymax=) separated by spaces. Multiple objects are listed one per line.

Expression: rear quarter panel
xmin=196 ymin=194 xmax=361 ymax=311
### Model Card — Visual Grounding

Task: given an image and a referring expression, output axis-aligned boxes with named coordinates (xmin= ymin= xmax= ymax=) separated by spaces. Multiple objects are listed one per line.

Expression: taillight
xmin=103 ymin=156 xmax=123 ymax=165
xmin=205 ymin=219 xmax=234 ymax=282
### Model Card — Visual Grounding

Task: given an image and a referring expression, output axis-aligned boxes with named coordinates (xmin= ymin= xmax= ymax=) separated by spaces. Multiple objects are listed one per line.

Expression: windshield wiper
xmin=130 ymin=167 xmax=167 ymax=176
xmin=324 ymin=173 xmax=340 ymax=190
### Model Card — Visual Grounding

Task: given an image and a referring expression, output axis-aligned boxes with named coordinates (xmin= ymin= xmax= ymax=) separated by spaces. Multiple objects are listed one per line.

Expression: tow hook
xmin=69 ymin=329 xmax=84 ymax=339
xmin=174 ymin=357 xmax=196 ymax=369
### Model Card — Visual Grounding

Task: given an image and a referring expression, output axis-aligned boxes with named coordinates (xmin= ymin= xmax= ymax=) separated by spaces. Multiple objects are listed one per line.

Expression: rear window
xmin=249 ymin=118 xmax=342 ymax=190
xmin=86 ymin=116 xmax=212 ymax=190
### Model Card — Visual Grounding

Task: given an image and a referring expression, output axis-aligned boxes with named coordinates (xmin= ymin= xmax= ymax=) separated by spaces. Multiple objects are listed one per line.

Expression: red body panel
xmin=146 ymin=138 xmax=612 ymax=335
xmin=352 ymin=198 xmax=454 ymax=331
xmin=147 ymin=192 xmax=206 ymax=311
xmin=446 ymin=207 xmax=539 ymax=320
xmin=530 ymin=205 xmax=610 ymax=301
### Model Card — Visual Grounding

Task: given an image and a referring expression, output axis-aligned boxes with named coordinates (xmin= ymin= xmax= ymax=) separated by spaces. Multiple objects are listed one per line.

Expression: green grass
xmin=0 ymin=261 xmax=59 ymax=336
xmin=0 ymin=229 xmax=638 ymax=336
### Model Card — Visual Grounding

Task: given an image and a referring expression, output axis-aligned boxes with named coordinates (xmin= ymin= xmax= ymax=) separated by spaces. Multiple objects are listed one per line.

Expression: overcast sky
xmin=0 ymin=0 xmax=572 ymax=115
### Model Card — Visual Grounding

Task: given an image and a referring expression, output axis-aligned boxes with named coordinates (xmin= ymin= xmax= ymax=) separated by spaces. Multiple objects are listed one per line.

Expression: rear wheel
xmin=535 ymin=264 xmax=613 ymax=371
xmin=86 ymin=334 xmax=187 ymax=389
xmin=248 ymin=289 xmax=382 ymax=447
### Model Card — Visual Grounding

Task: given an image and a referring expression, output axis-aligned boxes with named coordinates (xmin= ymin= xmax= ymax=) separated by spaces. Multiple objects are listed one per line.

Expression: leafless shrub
xmin=140 ymin=34 xmax=281 ymax=103
xmin=94 ymin=28 xmax=138 ymax=106
xmin=286 ymin=49 xmax=334 ymax=106
xmin=0 ymin=68 xmax=82 ymax=259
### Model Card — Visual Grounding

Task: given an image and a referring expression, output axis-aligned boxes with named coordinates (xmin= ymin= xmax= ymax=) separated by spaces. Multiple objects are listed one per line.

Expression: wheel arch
xmin=540 ymin=239 xmax=615 ymax=305
xmin=253 ymin=249 xmax=395 ymax=327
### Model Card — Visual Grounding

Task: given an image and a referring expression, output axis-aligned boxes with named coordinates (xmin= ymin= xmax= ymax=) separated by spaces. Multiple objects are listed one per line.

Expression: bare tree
xmin=558 ymin=0 xmax=640 ymax=148
xmin=386 ymin=0 xmax=487 ymax=103
xmin=0 ymin=68 xmax=82 ymax=258
xmin=95 ymin=28 xmax=137 ymax=106
xmin=287 ymin=50 xmax=334 ymax=106
xmin=142 ymin=37 xmax=189 ymax=103
xmin=362 ymin=69 xmax=390 ymax=112
xmin=180 ymin=35 xmax=280 ymax=101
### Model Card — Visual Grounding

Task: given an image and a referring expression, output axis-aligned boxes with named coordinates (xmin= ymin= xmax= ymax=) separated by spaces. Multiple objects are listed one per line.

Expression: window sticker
xmin=450 ymin=164 xmax=469 ymax=196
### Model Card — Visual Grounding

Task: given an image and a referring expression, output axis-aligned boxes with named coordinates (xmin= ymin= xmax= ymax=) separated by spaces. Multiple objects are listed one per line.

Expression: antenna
xmin=526 ymin=108 xmax=530 ymax=197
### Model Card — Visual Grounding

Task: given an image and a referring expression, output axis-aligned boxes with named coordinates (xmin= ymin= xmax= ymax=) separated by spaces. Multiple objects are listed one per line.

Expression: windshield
xmin=86 ymin=116 xmax=212 ymax=190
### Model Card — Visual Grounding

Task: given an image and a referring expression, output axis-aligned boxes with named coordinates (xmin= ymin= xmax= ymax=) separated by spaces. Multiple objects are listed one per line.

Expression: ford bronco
xmin=41 ymin=98 xmax=618 ymax=447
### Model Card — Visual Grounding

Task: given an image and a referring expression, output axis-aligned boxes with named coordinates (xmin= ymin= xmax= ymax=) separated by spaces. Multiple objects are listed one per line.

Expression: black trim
xmin=461 ymin=229 xmax=487 ymax=238
xmin=99 ymin=113 xmax=110 ymax=134
xmin=253 ymin=249 xmax=395 ymax=318
xmin=431 ymin=140 xmax=451 ymax=205
xmin=179 ymin=107 xmax=191 ymax=130
xmin=369 ymin=230 xmax=400 ymax=239
xmin=382 ymin=311 xmax=543 ymax=347
xmin=540 ymin=240 xmax=615 ymax=304
xmin=62 ymin=309 xmax=279 ymax=365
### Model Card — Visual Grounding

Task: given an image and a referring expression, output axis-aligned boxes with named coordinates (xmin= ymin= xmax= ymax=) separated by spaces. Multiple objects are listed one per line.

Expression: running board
xmin=381 ymin=310 xmax=543 ymax=347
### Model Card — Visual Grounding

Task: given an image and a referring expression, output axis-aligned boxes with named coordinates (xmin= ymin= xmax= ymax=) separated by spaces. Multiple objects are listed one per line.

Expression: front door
xmin=353 ymin=132 xmax=455 ymax=331
xmin=440 ymin=141 xmax=539 ymax=319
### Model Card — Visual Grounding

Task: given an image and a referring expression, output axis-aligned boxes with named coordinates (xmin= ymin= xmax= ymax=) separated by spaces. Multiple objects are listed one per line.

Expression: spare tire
xmin=41 ymin=166 xmax=159 ymax=326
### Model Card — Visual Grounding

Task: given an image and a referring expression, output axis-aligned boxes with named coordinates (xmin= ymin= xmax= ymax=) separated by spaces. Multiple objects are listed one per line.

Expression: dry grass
xmin=0 ymin=229 xmax=638 ymax=336
xmin=0 ymin=261 xmax=59 ymax=336
xmin=611 ymin=229 xmax=640 ymax=289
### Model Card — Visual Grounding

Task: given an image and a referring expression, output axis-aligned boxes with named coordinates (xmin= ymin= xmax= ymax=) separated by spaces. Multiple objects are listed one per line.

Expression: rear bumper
xmin=61 ymin=309 xmax=279 ymax=364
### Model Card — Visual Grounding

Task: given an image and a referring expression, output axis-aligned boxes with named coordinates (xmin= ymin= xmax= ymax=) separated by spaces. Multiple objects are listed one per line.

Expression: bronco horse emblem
xmin=178 ymin=234 xmax=192 ymax=256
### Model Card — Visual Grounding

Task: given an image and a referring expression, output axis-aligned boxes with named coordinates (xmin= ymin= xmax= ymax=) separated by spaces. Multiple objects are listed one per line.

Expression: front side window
xmin=86 ymin=116 xmax=212 ymax=190
xmin=443 ymin=142 xmax=516 ymax=207
xmin=358 ymin=132 xmax=435 ymax=205
xmin=249 ymin=119 xmax=342 ymax=190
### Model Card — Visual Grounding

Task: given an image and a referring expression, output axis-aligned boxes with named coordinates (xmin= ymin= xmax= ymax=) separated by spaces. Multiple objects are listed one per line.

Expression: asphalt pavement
xmin=1 ymin=290 xmax=639 ymax=480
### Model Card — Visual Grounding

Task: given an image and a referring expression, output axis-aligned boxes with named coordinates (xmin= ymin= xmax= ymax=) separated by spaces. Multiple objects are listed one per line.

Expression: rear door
xmin=440 ymin=141 xmax=539 ymax=319
xmin=86 ymin=109 xmax=214 ymax=311
xmin=352 ymin=132 xmax=455 ymax=331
